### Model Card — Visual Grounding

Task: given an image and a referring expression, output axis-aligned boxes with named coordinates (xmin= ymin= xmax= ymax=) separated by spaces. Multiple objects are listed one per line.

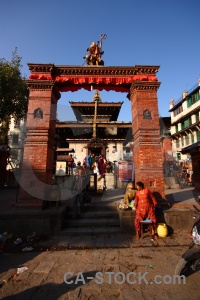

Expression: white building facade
xmin=169 ymin=79 xmax=200 ymax=170
xmin=7 ymin=116 xmax=27 ymax=169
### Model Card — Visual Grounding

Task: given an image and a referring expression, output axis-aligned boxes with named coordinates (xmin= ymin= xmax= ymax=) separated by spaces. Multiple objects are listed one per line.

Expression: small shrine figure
xmin=83 ymin=34 xmax=106 ymax=66
xmin=143 ymin=109 xmax=152 ymax=120
xmin=34 ymin=108 xmax=43 ymax=119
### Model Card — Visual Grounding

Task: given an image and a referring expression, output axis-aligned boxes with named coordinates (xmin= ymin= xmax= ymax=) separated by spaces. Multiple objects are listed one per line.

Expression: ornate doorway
xmin=87 ymin=138 xmax=105 ymax=157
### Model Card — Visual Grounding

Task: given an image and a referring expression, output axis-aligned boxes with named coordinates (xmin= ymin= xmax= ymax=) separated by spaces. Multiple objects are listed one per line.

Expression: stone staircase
xmin=60 ymin=204 xmax=121 ymax=236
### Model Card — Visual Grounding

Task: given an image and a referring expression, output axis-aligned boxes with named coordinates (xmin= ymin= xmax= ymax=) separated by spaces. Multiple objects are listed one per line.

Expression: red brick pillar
xmin=129 ymin=81 xmax=165 ymax=201
xmin=17 ymin=80 xmax=60 ymax=207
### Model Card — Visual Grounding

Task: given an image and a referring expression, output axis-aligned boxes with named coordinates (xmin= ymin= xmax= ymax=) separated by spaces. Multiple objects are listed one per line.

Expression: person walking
xmin=71 ymin=169 xmax=87 ymax=218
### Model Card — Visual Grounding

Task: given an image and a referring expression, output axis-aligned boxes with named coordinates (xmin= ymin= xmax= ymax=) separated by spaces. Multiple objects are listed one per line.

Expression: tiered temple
xmin=56 ymin=90 xmax=132 ymax=161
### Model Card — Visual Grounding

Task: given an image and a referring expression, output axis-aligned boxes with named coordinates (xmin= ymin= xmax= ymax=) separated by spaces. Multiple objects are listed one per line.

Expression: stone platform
xmin=0 ymin=185 xmax=200 ymax=238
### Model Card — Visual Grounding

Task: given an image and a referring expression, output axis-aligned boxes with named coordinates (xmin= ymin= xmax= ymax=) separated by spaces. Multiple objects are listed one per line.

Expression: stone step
xmin=65 ymin=206 xmax=119 ymax=219
xmin=62 ymin=204 xmax=121 ymax=236
xmin=54 ymin=233 xmax=131 ymax=249
xmin=60 ymin=226 xmax=121 ymax=236
xmin=63 ymin=217 xmax=120 ymax=228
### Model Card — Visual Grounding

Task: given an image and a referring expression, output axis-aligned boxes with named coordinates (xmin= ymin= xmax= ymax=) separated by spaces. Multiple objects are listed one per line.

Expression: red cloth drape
xmin=29 ymin=74 xmax=158 ymax=93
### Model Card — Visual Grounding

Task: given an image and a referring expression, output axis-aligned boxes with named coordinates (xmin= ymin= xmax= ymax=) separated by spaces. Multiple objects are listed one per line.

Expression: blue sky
xmin=0 ymin=0 xmax=199 ymax=121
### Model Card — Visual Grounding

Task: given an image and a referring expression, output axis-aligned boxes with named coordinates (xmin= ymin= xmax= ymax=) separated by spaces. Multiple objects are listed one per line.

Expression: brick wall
xmin=130 ymin=82 xmax=165 ymax=200
xmin=18 ymin=82 xmax=60 ymax=206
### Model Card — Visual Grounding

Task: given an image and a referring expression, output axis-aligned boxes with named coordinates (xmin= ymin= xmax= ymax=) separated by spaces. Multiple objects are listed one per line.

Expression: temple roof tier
xmin=69 ymin=101 xmax=123 ymax=121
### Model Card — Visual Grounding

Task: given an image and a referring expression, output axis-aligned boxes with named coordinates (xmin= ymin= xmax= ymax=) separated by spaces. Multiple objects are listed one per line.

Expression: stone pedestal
xmin=118 ymin=208 xmax=136 ymax=234
xmin=17 ymin=80 xmax=60 ymax=208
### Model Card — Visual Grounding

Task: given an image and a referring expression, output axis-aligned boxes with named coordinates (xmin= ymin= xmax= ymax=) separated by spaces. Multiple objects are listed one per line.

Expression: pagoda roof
xmin=56 ymin=121 xmax=131 ymax=127
xmin=69 ymin=101 xmax=123 ymax=121
xmin=56 ymin=120 xmax=132 ymax=145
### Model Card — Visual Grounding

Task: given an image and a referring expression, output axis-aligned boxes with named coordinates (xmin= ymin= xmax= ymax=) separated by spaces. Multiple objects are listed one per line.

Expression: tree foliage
xmin=0 ymin=48 xmax=29 ymax=123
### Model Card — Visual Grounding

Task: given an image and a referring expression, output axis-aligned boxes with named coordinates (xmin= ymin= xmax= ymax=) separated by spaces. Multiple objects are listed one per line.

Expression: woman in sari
xmin=134 ymin=181 xmax=158 ymax=240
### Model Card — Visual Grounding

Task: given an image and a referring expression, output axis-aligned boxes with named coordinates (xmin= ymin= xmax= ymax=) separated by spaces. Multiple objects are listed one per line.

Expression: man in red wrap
xmin=134 ymin=181 xmax=158 ymax=240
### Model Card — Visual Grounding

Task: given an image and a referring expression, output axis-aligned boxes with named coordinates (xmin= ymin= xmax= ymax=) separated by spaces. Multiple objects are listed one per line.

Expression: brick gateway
xmin=18 ymin=64 xmax=165 ymax=207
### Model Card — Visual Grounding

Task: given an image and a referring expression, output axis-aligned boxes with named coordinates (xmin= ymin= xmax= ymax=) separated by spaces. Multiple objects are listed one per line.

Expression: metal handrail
xmin=174 ymin=83 xmax=199 ymax=106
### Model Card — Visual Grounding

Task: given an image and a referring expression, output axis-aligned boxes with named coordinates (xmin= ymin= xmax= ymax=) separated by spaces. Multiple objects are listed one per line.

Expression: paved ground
xmin=1 ymin=185 xmax=200 ymax=299
xmin=1 ymin=241 xmax=200 ymax=299
xmin=1 ymin=184 xmax=200 ymax=210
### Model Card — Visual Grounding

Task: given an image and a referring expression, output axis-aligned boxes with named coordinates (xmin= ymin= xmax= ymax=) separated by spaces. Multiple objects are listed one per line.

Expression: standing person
xmin=71 ymin=169 xmax=86 ymax=218
xmin=91 ymin=153 xmax=95 ymax=165
xmin=106 ymin=160 xmax=112 ymax=173
xmin=73 ymin=161 xmax=84 ymax=175
xmin=82 ymin=161 xmax=87 ymax=174
xmin=98 ymin=154 xmax=106 ymax=175
xmin=92 ymin=157 xmax=100 ymax=175
xmin=134 ymin=181 xmax=158 ymax=240
xmin=86 ymin=153 xmax=92 ymax=170
xmin=67 ymin=154 xmax=74 ymax=175
xmin=178 ymin=170 xmax=187 ymax=188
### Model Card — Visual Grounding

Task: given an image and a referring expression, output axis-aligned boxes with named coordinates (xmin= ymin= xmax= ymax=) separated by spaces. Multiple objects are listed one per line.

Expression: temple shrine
xmin=17 ymin=35 xmax=165 ymax=208
xmin=56 ymin=90 xmax=132 ymax=163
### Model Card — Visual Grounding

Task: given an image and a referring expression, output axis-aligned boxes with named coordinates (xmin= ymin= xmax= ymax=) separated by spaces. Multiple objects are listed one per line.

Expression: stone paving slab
xmin=1 ymin=246 xmax=200 ymax=299
xmin=33 ymin=261 xmax=56 ymax=274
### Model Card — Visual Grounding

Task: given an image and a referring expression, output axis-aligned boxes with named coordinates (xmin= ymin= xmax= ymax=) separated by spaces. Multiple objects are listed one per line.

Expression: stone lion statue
xmin=123 ymin=182 xmax=136 ymax=205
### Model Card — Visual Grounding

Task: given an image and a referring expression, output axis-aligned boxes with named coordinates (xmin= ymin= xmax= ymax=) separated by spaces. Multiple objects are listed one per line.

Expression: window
xmin=177 ymin=153 xmax=181 ymax=160
xmin=191 ymin=133 xmax=194 ymax=143
xmin=12 ymin=134 xmax=19 ymax=145
xmin=181 ymin=122 xmax=184 ymax=130
xmin=181 ymin=118 xmax=191 ymax=129
xmin=185 ymin=118 xmax=191 ymax=128
xmin=185 ymin=135 xmax=189 ymax=145
xmin=173 ymin=106 xmax=183 ymax=117
xmin=187 ymin=97 xmax=192 ymax=107
xmin=176 ymin=140 xmax=180 ymax=148
xmin=187 ymin=91 xmax=200 ymax=107
xmin=197 ymin=131 xmax=200 ymax=142
xmin=192 ymin=93 xmax=197 ymax=104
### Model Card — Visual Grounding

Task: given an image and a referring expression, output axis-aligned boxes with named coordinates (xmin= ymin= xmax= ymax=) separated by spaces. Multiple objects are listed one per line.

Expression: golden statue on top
xmin=83 ymin=34 xmax=107 ymax=66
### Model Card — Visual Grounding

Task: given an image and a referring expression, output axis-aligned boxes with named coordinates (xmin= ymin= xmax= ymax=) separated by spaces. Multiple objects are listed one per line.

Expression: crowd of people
xmin=177 ymin=169 xmax=193 ymax=187
xmin=71 ymin=153 xmax=113 ymax=176
xmin=70 ymin=153 xmax=113 ymax=218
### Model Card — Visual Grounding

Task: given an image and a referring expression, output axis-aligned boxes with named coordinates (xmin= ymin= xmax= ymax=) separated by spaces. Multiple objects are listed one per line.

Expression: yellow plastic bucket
xmin=157 ymin=223 xmax=168 ymax=238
